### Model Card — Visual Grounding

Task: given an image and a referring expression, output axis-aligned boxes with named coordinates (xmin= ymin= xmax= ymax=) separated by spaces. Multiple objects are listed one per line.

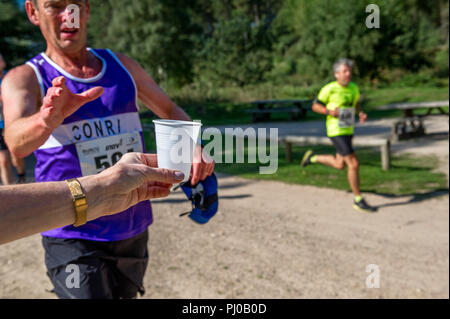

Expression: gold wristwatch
xmin=66 ymin=178 xmax=88 ymax=227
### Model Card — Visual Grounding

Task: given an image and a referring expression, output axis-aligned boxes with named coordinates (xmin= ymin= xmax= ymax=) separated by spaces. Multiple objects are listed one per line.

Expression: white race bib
xmin=338 ymin=108 xmax=355 ymax=128
xmin=76 ymin=132 xmax=143 ymax=176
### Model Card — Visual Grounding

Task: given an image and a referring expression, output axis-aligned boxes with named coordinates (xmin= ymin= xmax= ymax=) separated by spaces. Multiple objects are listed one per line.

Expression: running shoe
xmin=353 ymin=198 xmax=377 ymax=213
xmin=301 ymin=149 xmax=314 ymax=167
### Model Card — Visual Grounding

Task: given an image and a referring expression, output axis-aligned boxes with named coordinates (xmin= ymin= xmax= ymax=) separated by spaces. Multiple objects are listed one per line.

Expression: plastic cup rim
xmin=153 ymin=119 xmax=202 ymax=127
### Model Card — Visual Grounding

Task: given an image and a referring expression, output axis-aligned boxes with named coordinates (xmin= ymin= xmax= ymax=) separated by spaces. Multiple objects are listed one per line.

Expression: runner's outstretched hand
xmin=40 ymin=76 xmax=104 ymax=129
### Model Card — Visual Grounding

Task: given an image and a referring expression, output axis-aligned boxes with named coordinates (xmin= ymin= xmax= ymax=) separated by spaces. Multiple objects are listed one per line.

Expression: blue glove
xmin=180 ymin=173 xmax=219 ymax=224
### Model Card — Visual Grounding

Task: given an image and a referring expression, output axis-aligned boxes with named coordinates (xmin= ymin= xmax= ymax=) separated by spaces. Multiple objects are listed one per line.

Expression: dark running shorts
xmin=0 ymin=129 xmax=8 ymax=151
xmin=330 ymin=135 xmax=354 ymax=156
xmin=42 ymin=229 xmax=149 ymax=299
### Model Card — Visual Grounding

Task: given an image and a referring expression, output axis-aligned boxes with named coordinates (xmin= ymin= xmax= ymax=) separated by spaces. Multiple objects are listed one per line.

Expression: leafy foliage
xmin=3 ymin=0 xmax=449 ymax=89
xmin=0 ymin=0 xmax=44 ymax=68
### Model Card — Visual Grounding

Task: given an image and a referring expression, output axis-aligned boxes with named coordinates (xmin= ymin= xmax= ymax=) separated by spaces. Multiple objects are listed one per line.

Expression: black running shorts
xmin=330 ymin=135 xmax=354 ymax=156
xmin=42 ymin=229 xmax=149 ymax=299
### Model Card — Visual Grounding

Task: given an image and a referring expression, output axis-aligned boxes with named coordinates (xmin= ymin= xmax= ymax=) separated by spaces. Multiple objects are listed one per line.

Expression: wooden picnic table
xmin=245 ymin=99 xmax=313 ymax=122
xmin=282 ymin=135 xmax=391 ymax=170
xmin=376 ymin=100 xmax=449 ymax=141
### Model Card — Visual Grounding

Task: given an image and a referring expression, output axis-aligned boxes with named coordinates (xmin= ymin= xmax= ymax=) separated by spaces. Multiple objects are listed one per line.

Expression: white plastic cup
xmin=153 ymin=119 xmax=202 ymax=183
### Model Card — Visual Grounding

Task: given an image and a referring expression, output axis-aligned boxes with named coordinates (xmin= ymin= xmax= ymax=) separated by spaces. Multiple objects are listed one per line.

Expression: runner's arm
xmin=115 ymin=53 xmax=190 ymax=121
xmin=355 ymin=100 xmax=368 ymax=123
xmin=1 ymin=65 xmax=52 ymax=158
xmin=312 ymin=100 xmax=328 ymax=115
xmin=312 ymin=100 xmax=339 ymax=117
xmin=2 ymin=66 xmax=104 ymax=158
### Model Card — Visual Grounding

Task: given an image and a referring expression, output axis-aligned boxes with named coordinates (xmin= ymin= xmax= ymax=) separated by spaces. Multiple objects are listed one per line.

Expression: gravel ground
xmin=0 ymin=117 xmax=448 ymax=299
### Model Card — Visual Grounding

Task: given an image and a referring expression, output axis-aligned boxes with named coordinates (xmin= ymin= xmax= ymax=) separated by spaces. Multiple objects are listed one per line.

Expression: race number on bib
xmin=76 ymin=132 xmax=143 ymax=176
xmin=338 ymin=108 xmax=355 ymax=128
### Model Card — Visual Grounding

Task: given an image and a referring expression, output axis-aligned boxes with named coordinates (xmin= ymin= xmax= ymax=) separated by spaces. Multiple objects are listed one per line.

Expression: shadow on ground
xmin=363 ymin=188 xmax=449 ymax=209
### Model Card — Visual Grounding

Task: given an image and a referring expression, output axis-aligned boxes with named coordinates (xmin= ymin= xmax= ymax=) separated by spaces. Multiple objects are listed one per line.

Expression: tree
xmin=0 ymin=0 xmax=44 ymax=68
xmin=272 ymin=0 xmax=449 ymax=84
xmin=88 ymin=0 xmax=199 ymax=87
xmin=193 ymin=0 xmax=281 ymax=87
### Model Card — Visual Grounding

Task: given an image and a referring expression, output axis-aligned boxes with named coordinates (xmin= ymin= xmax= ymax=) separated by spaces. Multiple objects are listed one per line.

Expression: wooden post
xmin=381 ymin=140 xmax=391 ymax=171
xmin=285 ymin=141 xmax=293 ymax=163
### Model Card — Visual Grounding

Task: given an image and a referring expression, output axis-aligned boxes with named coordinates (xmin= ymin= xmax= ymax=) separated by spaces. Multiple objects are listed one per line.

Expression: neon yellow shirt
xmin=317 ymin=81 xmax=360 ymax=137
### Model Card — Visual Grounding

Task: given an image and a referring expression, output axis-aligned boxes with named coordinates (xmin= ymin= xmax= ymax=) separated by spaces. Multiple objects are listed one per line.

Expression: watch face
xmin=68 ymin=180 xmax=82 ymax=196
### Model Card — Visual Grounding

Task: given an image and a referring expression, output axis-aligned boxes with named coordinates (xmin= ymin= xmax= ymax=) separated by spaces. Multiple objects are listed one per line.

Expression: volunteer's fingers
xmin=137 ymin=153 xmax=158 ymax=168
xmin=146 ymin=185 xmax=171 ymax=199
xmin=141 ymin=165 xmax=184 ymax=184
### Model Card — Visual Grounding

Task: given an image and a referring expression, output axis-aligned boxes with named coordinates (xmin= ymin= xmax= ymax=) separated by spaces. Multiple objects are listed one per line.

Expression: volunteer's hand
xmin=191 ymin=145 xmax=215 ymax=185
xmin=40 ymin=76 xmax=104 ymax=129
xmin=91 ymin=153 xmax=184 ymax=219
xmin=359 ymin=111 xmax=368 ymax=123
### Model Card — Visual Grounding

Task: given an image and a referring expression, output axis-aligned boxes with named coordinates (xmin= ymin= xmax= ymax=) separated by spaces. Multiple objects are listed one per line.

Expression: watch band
xmin=66 ymin=178 xmax=88 ymax=227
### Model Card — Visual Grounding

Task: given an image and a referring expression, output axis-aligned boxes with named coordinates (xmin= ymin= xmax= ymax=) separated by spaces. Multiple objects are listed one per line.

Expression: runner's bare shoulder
xmin=1 ymin=64 xmax=41 ymax=113
xmin=2 ymin=64 xmax=40 ymax=93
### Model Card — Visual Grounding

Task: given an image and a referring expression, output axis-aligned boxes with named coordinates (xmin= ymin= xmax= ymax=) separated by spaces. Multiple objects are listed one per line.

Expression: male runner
xmin=0 ymin=53 xmax=14 ymax=185
xmin=2 ymin=0 xmax=214 ymax=299
xmin=301 ymin=58 xmax=376 ymax=213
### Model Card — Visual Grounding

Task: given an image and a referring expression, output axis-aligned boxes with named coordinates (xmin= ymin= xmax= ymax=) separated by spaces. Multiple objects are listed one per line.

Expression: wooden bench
xmin=245 ymin=99 xmax=313 ymax=122
xmin=377 ymin=101 xmax=449 ymax=141
xmin=281 ymin=135 xmax=391 ymax=170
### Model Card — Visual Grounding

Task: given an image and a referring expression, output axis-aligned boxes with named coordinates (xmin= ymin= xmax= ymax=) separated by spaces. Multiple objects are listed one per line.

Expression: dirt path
xmin=0 ymin=117 xmax=448 ymax=299
xmin=0 ymin=172 xmax=448 ymax=299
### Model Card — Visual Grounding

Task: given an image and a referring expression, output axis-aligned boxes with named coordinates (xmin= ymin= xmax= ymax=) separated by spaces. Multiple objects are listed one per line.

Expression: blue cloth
xmin=181 ymin=173 xmax=219 ymax=224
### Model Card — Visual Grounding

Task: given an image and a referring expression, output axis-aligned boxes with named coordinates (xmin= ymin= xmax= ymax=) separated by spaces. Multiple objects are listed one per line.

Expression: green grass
xmin=143 ymin=130 xmax=447 ymax=196
xmin=213 ymin=144 xmax=448 ymax=196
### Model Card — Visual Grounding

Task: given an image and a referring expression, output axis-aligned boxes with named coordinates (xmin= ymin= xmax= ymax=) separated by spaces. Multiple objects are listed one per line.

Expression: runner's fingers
xmin=52 ymin=76 xmax=65 ymax=87
xmin=191 ymin=163 xmax=204 ymax=185
xmin=207 ymin=161 xmax=215 ymax=176
xmin=201 ymin=163 xmax=210 ymax=181
xmin=46 ymin=86 xmax=57 ymax=97
xmin=40 ymin=105 xmax=54 ymax=118
xmin=77 ymin=86 xmax=104 ymax=103
xmin=201 ymin=151 xmax=215 ymax=177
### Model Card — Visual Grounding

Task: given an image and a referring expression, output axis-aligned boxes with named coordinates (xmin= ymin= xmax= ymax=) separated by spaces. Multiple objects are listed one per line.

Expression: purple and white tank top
xmin=26 ymin=48 xmax=153 ymax=242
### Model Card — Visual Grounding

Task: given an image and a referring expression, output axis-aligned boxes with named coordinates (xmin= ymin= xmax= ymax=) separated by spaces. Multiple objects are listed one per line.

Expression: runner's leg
xmin=0 ymin=149 xmax=14 ymax=185
xmin=343 ymin=153 xmax=360 ymax=196
xmin=111 ymin=230 xmax=149 ymax=299
xmin=315 ymin=153 xmax=346 ymax=170
xmin=11 ymin=154 xmax=26 ymax=183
